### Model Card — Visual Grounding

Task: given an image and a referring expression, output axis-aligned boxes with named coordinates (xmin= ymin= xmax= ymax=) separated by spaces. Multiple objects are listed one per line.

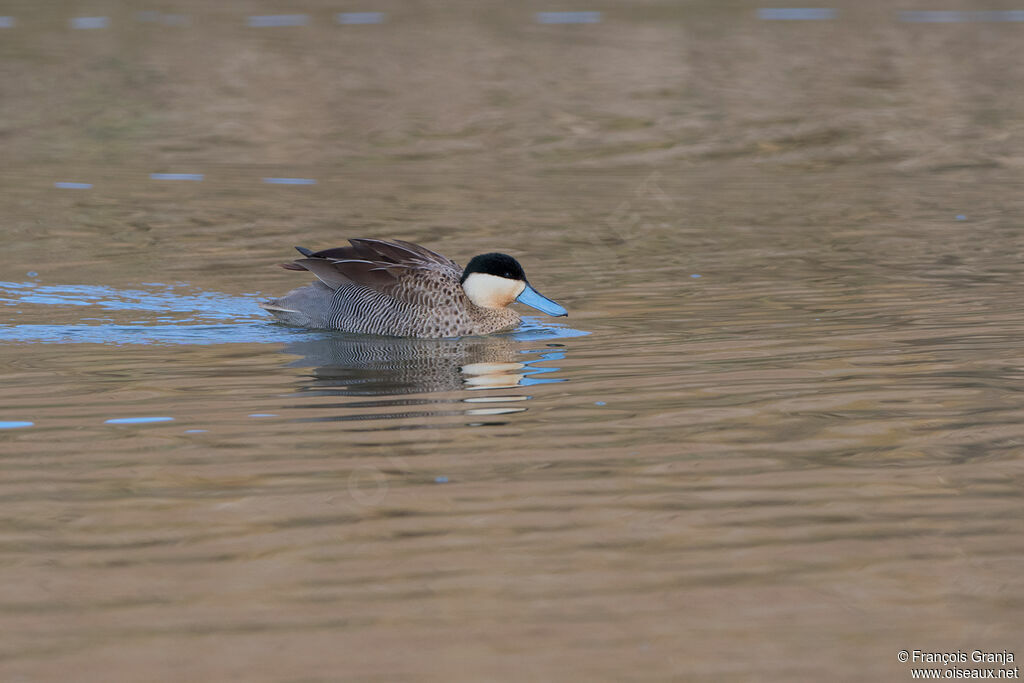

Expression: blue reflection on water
xmin=0 ymin=281 xmax=259 ymax=317
xmin=54 ymin=182 xmax=92 ymax=189
xmin=262 ymin=177 xmax=317 ymax=185
xmin=247 ymin=14 xmax=308 ymax=27
xmin=0 ymin=421 xmax=34 ymax=429
xmin=758 ymin=8 xmax=836 ymax=20
xmin=900 ymin=10 xmax=1024 ymax=22
xmin=150 ymin=173 xmax=204 ymax=181
xmin=0 ymin=282 xmax=588 ymax=346
xmin=514 ymin=348 xmax=569 ymax=385
xmin=71 ymin=16 xmax=109 ymax=29
xmin=0 ymin=17 xmax=15 ymax=28
xmin=337 ymin=12 xmax=385 ymax=24
xmin=105 ymin=417 xmax=175 ymax=424
xmin=535 ymin=11 xmax=601 ymax=24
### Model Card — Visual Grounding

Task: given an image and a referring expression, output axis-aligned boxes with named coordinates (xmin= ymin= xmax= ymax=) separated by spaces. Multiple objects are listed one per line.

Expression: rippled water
xmin=3 ymin=2 xmax=1024 ymax=681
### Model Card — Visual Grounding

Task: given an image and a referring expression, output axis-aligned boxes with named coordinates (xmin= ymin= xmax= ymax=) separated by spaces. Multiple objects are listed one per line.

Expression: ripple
xmin=0 ymin=282 xmax=587 ymax=347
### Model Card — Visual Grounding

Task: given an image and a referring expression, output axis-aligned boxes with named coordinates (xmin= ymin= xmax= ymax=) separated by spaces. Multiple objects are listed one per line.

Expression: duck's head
xmin=460 ymin=253 xmax=568 ymax=317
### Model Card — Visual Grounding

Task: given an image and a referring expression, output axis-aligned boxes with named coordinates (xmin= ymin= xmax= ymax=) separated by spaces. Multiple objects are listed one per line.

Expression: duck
xmin=260 ymin=238 xmax=567 ymax=338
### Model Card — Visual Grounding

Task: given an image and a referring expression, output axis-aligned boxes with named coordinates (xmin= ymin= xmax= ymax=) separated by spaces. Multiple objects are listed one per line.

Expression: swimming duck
xmin=260 ymin=238 xmax=567 ymax=338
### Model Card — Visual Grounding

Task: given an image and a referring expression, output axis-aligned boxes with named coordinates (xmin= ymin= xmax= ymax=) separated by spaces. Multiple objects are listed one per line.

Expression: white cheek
xmin=463 ymin=273 xmax=524 ymax=309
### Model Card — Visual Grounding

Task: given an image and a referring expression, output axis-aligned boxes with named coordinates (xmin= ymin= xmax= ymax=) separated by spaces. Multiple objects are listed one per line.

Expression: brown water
xmin=2 ymin=2 xmax=1023 ymax=681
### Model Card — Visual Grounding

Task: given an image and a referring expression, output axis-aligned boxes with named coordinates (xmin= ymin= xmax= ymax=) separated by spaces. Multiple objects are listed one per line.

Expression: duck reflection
xmin=278 ymin=333 xmax=567 ymax=424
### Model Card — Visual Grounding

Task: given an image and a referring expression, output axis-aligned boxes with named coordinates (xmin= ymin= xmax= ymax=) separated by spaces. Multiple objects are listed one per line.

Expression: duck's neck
xmin=468 ymin=304 xmax=521 ymax=334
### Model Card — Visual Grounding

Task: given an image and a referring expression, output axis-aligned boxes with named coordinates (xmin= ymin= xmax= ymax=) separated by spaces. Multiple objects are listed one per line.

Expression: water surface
xmin=2 ymin=2 xmax=1023 ymax=681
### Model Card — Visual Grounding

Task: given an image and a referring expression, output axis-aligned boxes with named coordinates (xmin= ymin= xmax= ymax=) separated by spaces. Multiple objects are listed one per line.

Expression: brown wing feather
xmin=287 ymin=258 xmax=393 ymax=291
xmin=277 ymin=239 xmax=461 ymax=299
xmin=348 ymin=238 xmax=424 ymax=264
xmin=306 ymin=246 xmax=360 ymax=260
xmin=390 ymin=239 xmax=459 ymax=268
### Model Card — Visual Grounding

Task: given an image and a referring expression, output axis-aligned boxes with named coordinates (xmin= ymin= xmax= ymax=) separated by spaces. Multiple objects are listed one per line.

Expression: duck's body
xmin=260 ymin=239 xmax=566 ymax=338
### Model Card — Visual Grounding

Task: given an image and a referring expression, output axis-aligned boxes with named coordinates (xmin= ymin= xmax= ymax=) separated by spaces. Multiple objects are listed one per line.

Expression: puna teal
xmin=260 ymin=238 xmax=567 ymax=338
